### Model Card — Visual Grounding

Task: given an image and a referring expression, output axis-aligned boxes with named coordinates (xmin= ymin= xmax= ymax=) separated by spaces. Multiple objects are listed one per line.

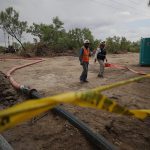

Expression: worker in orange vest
xmin=79 ymin=39 xmax=91 ymax=83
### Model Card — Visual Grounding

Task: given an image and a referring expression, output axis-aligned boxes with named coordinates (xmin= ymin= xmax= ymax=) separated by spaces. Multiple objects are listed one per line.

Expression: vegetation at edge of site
xmin=0 ymin=7 xmax=140 ymax=56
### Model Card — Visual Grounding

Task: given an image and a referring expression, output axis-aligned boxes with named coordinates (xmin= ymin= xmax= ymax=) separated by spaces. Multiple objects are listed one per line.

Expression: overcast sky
xmin=0 ymin=0 xmax=150 ymax=46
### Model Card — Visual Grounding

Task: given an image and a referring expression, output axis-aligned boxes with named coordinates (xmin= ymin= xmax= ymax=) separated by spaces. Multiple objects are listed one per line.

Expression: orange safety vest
xmin=82 ymin=48 xmax=90 ymax=62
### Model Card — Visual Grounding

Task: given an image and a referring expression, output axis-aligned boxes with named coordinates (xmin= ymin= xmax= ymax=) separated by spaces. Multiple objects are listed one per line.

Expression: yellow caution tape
xmin=0 ymin=74 xmax=150 ymax=132
xmin=93 ymin=73 xmax=150 ymax=92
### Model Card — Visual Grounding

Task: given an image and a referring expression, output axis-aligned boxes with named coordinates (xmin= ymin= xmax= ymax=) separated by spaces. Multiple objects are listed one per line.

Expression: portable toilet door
xmin=140 ymin=38 xmax=150 ymax=66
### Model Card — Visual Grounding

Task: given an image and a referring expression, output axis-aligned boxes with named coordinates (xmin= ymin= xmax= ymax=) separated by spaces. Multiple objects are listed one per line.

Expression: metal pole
xmin=8 ymin=35 xmax=10 ymax=47
xmin=0 ymin=135 xmax=13 ymax=150
xmin=3 ymin=30 xmax=7 ymax=48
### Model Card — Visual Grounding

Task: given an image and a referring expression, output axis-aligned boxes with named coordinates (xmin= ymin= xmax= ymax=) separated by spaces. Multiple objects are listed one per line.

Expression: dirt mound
xmin=104 ymin=116 xmax=150 ymax=149
xmin=0 ymin=71 xmax=19 ymax=108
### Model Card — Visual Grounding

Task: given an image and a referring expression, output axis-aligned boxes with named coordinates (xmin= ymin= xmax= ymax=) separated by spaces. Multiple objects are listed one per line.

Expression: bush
xmin=0 ymin=46 xmax=5 ymax=53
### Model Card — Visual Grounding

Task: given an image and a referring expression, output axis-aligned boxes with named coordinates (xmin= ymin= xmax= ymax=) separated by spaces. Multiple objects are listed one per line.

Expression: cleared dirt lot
xmin=0 ymin=53 xmax=150 ymax=150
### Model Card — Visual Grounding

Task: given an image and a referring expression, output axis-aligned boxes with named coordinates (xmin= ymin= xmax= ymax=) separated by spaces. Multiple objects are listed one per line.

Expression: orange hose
xmin=0 ymin=57 xmax=43 ymax=61
xmin=105 ymin=63 xmax=147 ymax=75
xmin=1 ymin=56 xmax=146 ymax=90
xmin=1 ymin=57 xmax=45 ymax=89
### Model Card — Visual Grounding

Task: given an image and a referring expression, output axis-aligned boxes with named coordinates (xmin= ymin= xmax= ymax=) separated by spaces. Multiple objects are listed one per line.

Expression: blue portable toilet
xmin=140 ymin=38 xmax=150 ymax=65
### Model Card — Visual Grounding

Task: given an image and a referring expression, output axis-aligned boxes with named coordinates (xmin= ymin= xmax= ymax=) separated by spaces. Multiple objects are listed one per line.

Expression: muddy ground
xmin=0 ymin=53 xmax=150 ymax=150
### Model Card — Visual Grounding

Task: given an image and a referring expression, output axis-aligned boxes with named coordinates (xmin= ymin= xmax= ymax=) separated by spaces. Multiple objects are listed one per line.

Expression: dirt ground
xmin=0 ymin=71 xmax=21 ymax=108
xmin=0 ymin=53 xmax=150 ymax=150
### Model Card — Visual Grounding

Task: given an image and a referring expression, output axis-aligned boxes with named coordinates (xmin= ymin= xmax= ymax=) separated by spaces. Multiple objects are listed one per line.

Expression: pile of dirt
xmin=0 ymin=71 xmax=19 ymax=109
xmin=104 ymin=116 xmax=150 ymax=149
xmin=22 ymin=43 xmax=76 ymax=57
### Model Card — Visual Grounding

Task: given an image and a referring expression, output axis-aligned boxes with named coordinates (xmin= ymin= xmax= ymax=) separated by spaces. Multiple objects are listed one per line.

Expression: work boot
xmin=84 ymin=80 xmax=89 ymax=83
xmin=98 ymin=74 xmax=103 ymax=78
xmin=80 ymin=80 xmax=84 ymax=84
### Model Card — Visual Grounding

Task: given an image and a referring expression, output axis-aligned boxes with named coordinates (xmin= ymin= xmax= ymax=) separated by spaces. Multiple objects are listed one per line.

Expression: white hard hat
xmin=84 ymin=39 xmax=90 ymax=44
xmin=100 ymin=41 xmax=105 ymax=44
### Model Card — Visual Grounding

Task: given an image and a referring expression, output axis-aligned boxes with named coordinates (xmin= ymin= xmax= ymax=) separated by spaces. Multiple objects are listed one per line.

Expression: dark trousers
xmin=80 ymin=62 xmax=89 ymax=81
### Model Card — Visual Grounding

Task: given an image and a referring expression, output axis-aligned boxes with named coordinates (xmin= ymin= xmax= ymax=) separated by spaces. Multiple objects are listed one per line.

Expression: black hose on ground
xmin=53 ymin=107 xmax=117 ymax=150
xmin=23 ymin=88 xmax=117 ymax=150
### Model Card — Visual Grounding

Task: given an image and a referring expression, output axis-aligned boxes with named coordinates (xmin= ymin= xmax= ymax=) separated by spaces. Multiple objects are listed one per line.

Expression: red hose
xmin=0 ymin=57 xmax=45 ymax=89
xmin=1 ymin=57 xmax=146 ymax=90
xmin=105 ymin=63 xmax=146 ymax=75
xmin=0 ymin=57 xmax=43 ymax=60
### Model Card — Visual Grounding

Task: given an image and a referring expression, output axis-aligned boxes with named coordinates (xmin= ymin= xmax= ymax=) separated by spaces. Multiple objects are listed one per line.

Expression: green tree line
xmin=0 ymin=7 xmax=140 ymax=56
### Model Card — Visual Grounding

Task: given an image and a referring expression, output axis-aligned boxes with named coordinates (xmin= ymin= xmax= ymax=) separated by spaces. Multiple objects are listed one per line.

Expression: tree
xmin=67 ymin=27 xmax=96 ymax=49
xmin=129 ymin=41 xmax=140 ymax=52
xmin=67 ymin=28 xmax=83 ymax=49
xmin=0 ymin=7 xmax=27 ymax=50
xmin=106 ymin=37 xmax=115 ymax=53
xmin=51 ymin=16 xmax=65 ymax=46
xmin=28 ymin=16 xmax=65 ymax=44
xmin=28 ymin=17 xmax=70 ymax=52
xmin=52 ymin=16 xmax=64 ymax=31
xmin=106 ymin=36 xmax=120 ymax=53
xmin=106 ymin=36 xmax=140 ymax=53
xmin=92 ymin=39 xmax=101 ymax=50
xmin=27 ymin=23 xmax=43 ymax=40
xmin=28 ymin=16 xmax=99 ymax=52
xmin=120 ymin=37 xmax=131 ymax=52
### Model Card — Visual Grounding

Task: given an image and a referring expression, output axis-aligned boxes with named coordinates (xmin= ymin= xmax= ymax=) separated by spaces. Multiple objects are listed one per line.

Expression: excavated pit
xmin=0 ymin=71 xmax=20 ymax=109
